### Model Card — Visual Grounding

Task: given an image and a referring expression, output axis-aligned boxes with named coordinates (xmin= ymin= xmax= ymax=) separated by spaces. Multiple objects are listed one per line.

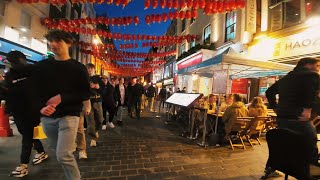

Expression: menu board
xmin=166 ymin=93 xmax=202 ymax=107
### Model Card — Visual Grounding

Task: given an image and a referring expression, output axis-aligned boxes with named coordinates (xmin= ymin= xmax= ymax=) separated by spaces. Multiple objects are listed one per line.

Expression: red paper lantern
xmin=161 ymin=13 xmax=168 ymax=22
xmin=168 ymin=12 xmax=174 ymax=20
xmin=212 ymin=0 xmax=217 ymax=10
xmin=174 ymin=11 xmax=179 ymax=19
xmin=217 ymin=0 xmax=224 ymax=12
xmin=145 ymin=15 xmax=151 ymax=25
xmin=98 ymin=29 xmax=103 ymax=36
xmin=180 ymin=0 xmax=186 ymax=8
xmin=173 ymin=0 xmax=179 ymax=9
xmin=160 ymin=0 xmax=166 ymax=8
xmin=239 ymin=0 xmax=245 ymax=8
xmin=98 ymin=16 xmax=104 ymax=24
xmin=191 ymin=9 xmax=198 ymax=18
xmin=179 ymin=11 xmax=185 ymax=19
xmin=193 ymin=0 xmax=199 ymax=9
xmin=204 ymin=6 xmax=211 ymax=14
xmin=144 ymin=0 xmax=150 ymax=9
xmin=114 ymin=0 xmax=121 ymax=6
xmin=224 ymin=0 xmax=231 ymax=11
xmin=111 ymin=18 xmax=115 ymax=26
xmin=167 ymin=0 xmax=173 ymax=9
xmin=187 ymin=0 xmax=193 ymax=8
xmin=155 ymin=14 xmax=161 ymax=23
xmin=152 ymin=0 xmax=158 ymax=9
xmin=122 ymin=0 xmax=129 ymax=7
xmin=134 ymin=16 xmax=139 ymax=25
xmin=150 ymin=14 xmax=156 ymax=23
xmin=229 ymin=0 xmax=236 ymax=10
xmin=106 ymin=0 xmax=113 ymax=4
xmin=199 ymin=0 xmax=206 ymax=9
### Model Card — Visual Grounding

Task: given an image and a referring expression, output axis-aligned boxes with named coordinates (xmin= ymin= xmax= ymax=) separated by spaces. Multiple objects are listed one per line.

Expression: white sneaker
xmin=79 ymin=150 xmax=87 ymax=159
xmin=32 ymin=152 xmax=48 ymax=165
xmin=96 ymin=132 xmax=99 ymax=138
xmin=102 ymin=125 xmax=107 ymax=130
xmin=10 ymin=164 xmax=28 ymax=177
xmin=108 ymin=122 xmax=115 ymax=128
xmin=90 ymin=139 xmax=96 ymax=147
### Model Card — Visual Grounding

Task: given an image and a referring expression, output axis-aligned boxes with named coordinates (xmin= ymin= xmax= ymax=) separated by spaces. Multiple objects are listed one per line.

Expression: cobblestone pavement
xmin=0 ymin=107 xmax=292 ymax=180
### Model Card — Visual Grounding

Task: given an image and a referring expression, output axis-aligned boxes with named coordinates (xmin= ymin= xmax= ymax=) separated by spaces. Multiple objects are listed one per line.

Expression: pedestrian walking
xmin=4 ymin=51 xmax=48 ymax=178
xmin=77 ymin=99 xmax=91 ymax=159
xmin=147 ymin=82 xmax=156 ymax=112
xmin=115 ymin=77 xmax=126 ymax=125
xmin=101 ymin=76 xmax=116 ymax=129
xmin=35 ymin=30 xmax=90 ymax=180
xmin=86 ymin=63 xmax=104 ymax=147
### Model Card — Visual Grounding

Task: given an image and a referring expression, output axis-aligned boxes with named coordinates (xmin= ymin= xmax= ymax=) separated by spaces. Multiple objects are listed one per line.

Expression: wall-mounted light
xmin=20 ymin=27 xmax=27 ymax=32
xmin=192 ymin=74 xmax=198 ymax=80
xmin=93 ymin=38 xmax=99 ymax=45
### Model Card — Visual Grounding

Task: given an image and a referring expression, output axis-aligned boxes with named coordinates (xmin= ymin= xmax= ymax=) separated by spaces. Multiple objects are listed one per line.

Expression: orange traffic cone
xmin=0 ymin=101 xmax=13 ymax=137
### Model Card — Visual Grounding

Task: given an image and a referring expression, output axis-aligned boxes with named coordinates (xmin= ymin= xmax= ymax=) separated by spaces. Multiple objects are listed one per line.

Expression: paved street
xmin=0 ymin=108 xmax=289 ymax=180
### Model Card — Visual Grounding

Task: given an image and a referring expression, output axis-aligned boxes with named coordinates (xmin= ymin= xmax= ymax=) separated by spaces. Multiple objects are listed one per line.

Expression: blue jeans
xmin=41 ymin=116 xmax=81 ymax=180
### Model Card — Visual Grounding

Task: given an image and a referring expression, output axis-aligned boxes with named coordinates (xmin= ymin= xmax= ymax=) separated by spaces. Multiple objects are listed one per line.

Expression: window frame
xmin=181 ymin=19 xmax=186 ymax=32
xmin=180 ymin=43 xmax=186 ymax=55
xmin=225 ymin=11 xmax=237 ymax=42
xmin=203 ymin=24 xmax=211 ymax=44
xmin=20 ymin=10 xmax=31 ymax=30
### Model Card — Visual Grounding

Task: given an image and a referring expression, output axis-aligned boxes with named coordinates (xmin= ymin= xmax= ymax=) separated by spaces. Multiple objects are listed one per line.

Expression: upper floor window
xmin=181 ymin=19 xmax=186 ymax=32
xmin=190 ymin=39 xmax=196 ymax=48
xmin=180 ymin=43 xmax=185 ymax=55
xmin=269 ymin=0 xmax=300 ymax=32
xmin=20 ymin=11 xmax=31 ymax=30
xmin=203 ymin=24 xmax=211 ymax=44
xmin=225 ymin=11 xmax=236 ymax=42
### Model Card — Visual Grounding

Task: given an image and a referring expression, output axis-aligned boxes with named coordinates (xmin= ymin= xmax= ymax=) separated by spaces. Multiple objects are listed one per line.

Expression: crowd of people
xmin=2 ymin=29 xmax=320 ymax=180
xmin=0 ymin=30 xmax=177 ymax=179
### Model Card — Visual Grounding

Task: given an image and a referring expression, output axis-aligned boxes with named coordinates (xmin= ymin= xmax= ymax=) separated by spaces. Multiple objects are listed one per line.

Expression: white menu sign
xmin=166 ymin=93 xmax=201 ymax=107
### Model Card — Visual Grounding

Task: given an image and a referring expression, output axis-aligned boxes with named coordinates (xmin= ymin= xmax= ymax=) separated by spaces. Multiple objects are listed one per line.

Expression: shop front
xmin=0 ymin=37 xmax=46 ymax=66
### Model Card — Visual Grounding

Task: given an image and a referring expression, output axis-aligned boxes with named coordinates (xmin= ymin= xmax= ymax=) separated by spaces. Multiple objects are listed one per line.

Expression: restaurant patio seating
xmin=244 ymin=116 xmax=271 ymax=147
xmin=227 ymin=117 xmax=254 ymax=150
xmin=265 ymin=128 xmax=320 ymax=180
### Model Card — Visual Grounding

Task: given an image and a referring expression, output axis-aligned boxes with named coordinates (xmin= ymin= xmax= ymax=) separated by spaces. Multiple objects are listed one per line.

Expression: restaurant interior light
xmin=20 ymin=27 xmax=27 ymax=32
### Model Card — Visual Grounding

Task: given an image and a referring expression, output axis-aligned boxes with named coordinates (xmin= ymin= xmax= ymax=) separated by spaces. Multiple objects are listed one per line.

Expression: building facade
xmin=0 ymin=0 xmax=48 ymax=67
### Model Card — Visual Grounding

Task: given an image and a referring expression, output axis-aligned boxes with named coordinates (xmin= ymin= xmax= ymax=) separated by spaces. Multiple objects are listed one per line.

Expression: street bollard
xmin=0 ymin=100 xmax=13 ymax=137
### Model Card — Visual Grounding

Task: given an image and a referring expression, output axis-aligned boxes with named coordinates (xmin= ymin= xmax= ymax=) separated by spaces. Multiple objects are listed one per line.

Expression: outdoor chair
xmin=244 ymin=116 xmax=271 ymax=147
xmin=227 ymin=117 xmax=254 ymax=150
xmin=265 ymin=128 xmax=320 ymax=180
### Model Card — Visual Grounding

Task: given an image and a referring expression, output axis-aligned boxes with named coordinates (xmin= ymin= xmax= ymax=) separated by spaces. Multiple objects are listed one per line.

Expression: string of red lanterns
xmin=74 ymin=41 xmax=115 ymax=50
xmin=145 ymin=9 xmax=198 ymax=25
xmin=144 ymin=0 xmax=245 ymax=10
xmin=17 ymin=0 xmax=131 ymax=7
xmin=119 ymin=43 xmax=139 ymax=49
xmin=41 ymin=21 xmax=199 ymax=42
xmin=41 ymin=16 xmax=139 ymax=27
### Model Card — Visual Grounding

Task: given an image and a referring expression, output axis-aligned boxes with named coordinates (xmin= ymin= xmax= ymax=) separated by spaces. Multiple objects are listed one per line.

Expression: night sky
xmin=94 ymin=1 xmax=174 ymax=64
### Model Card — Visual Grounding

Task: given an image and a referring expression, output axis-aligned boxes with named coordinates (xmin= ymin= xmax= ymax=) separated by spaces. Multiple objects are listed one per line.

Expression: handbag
xmin=33 ymin=125 xmax=47 ymax=139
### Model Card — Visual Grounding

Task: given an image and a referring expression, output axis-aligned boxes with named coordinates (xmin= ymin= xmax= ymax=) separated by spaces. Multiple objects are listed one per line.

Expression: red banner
xmin=177 ymin=53 xmax=202 ymax=70
xmin=231 ymin=79 xmax=249 ymax=94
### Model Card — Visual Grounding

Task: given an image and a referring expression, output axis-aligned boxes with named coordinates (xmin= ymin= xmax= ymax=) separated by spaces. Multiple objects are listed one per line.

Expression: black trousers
xmin=133 ymin=97 xmax=142 ymax=118
xmin=14 ymin=115 xmax=45 ymax=164
xmin=102 ymin=102 xmax=116 ymax=124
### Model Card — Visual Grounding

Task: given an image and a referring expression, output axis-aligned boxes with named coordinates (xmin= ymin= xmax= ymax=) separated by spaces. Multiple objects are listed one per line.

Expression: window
xmin=0 ymin=1 xmax=5 ymax=16
xmin=225 ymin=11 xmax=236 ymax=42
xmin=20 ymin=11 xmax=31 ymax=29
xmin=66 ymin=1 xmax=72 ymax=19
xmin=269 ymin=0 xmax=301 ymax=31
xmin=190 ymin=39 xmax=196 ymax=48
xmin=190 ymin=17 xmax=195 ymax=25
xmin=256 ymin=0 xmax=261 ymax=33
xmin=180 ymin=43 xmax=185 ymax=55
xmin=203 ymin=24 xmax=211 ymax=44
xmin=181 ymin=19 xmax=186 ymax=32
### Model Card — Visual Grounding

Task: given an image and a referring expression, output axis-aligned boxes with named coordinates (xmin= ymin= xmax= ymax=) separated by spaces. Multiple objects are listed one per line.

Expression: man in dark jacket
xmin=115 ymin=77 xmax=126 ymax=125
xmin=101 ymin=76 xmax=116 ymax=129
xmin=86 ymin=63 xmax=104 ymax=147
xmin=131 ymin=77 xmax=144 ymax=119
xmin=262 ymin=57 xmax=320 ymax=179
xmin=5 ymin=51 xmax=48 ymax=178
xmin=147 ymin=83 xmax=156 ymax=112
xmin=159 ymin=86 xmax=167 ymax=109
